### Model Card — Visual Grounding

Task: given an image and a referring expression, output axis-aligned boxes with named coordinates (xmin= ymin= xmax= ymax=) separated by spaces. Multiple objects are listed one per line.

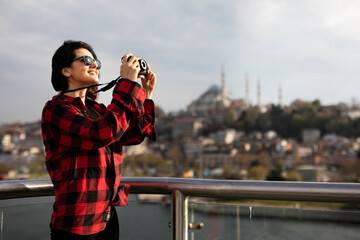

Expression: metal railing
xmin=1 ymin=177 xmax=360 ymax=240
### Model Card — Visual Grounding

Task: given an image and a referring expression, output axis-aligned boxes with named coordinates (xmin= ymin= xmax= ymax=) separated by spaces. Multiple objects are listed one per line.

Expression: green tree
xmin=0 ymin=162 xmax=12 ymax=175
xmin=165 ymin=146 xmax=184 ymax=176
xmin=29 ymin=155 xmax=48 ymax=178
xmin=239 ymin=107 xmax=261 ymax=134
xmin=266 ymin=166 xmax=285 ymax=181
xmin=286 ymin=170 xmax=302 ymax=181
xmin=126 ymin=153 xmax=170 ymax=176
xmin=248 ymin=165 xmax=268 ymax=180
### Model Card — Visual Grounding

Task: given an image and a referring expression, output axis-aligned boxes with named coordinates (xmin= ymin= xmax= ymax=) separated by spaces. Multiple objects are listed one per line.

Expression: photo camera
xmin=121 ymin=56 xmax=148 ymax=76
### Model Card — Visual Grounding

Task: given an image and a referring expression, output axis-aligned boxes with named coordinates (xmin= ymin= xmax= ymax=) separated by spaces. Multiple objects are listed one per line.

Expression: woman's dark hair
xmin=51 ymin=40 xmax=99 ymax=99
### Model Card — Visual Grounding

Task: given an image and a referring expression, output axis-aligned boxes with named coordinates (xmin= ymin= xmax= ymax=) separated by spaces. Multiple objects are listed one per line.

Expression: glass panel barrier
xmin=119 ymin=194 xmax=171 ymax=239
xmin=188 ymin=199 xmax=360 ymax=240
xmin=0 ymin=196 xmax=53 ymax=240
xmin=0 ymin=194 xmax=171 ymax=240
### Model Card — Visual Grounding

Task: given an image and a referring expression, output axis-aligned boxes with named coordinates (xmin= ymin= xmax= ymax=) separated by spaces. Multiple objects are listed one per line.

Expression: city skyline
xmin=1 ymin=1 xmax=360 ymax=124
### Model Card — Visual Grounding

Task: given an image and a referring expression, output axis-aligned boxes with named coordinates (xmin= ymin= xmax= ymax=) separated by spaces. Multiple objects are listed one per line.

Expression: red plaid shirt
xmin=41 ymin=78 xmax=156 ymax=235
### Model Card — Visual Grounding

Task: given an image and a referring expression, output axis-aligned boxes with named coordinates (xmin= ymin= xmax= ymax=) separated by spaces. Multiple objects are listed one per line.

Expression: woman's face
xmin=63 ymin=48 xmax=100 ymax=88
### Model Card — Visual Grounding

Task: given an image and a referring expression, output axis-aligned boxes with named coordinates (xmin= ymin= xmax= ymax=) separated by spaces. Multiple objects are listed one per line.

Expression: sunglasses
xmin=72 ymin=55 xmax=101 ymax=70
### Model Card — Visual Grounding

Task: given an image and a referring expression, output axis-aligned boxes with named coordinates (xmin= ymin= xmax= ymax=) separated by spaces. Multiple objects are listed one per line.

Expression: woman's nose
xmin=90 ymin=60 xmax=98 ymax=69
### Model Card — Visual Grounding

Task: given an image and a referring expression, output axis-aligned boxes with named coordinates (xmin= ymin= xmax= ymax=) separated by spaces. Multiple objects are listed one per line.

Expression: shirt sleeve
xmin=120 ymin=99 xmax=156 ymax=145
xmin=41 ymin=79 xmax=146 ymax=152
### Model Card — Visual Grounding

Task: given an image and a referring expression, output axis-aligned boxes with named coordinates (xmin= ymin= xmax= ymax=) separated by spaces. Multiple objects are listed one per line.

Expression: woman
xmin=41 ymin=40 xmax=156 ymax=240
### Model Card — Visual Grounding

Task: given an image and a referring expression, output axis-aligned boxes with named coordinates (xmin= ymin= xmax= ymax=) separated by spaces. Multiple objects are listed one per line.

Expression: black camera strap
xmin=61 ymin=76 xmax=122 ymax=94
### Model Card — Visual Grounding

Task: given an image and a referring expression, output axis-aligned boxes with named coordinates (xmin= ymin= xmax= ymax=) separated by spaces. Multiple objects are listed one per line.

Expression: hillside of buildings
xmin=1 ymin=83 xmax=360 ymax=182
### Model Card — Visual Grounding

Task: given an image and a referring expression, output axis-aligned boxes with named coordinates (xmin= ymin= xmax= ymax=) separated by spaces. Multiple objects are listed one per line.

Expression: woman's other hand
xmin=139 ymin=64 xmax=156 ymax=99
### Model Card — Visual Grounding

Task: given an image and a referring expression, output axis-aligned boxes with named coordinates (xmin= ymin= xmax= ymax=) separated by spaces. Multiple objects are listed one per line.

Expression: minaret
xmin=257 ymin=78 xmax=261 ymax=109
xmin=221 ymin=66 xmax=226 ymax=103
xmin=279 ymin=83 xmax=283 ymax=107
xmin=351 ymin=97 xmax=356 ymax=109
xmin=245 ymin=73 xmax=250 ymax=107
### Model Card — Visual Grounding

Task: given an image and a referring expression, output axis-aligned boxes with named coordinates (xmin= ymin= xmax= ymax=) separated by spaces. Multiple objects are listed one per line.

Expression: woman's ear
xmin=61 ymin=67 xmax=71 ymax=77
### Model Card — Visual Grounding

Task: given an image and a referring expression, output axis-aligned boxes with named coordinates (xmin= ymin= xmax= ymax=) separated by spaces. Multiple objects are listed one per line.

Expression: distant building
xmin=183 ymin=139 xmax=206 ymax=159
xmin=264 ymin=130 xmax=277 ymax=140
xmin=342 ymin=110 xmax=360 ymax=119
xmin=171 ymin=118 xmax=204 ymax=140
xmin=187 ymin=68 xmax=235 ymax=116
xmin=199 ymin=145 xmax=238 ymax=169
xmin=296 ymin=145 xmax=313 ymax=158
xmin=11 ymin=130 xmax=26 ymax=144
xmin=296 ymin=165 xmax=327 ymax=182
xmin=269 ymin=139 xmax=292 ymax=155
xmin=124 ymin=141 xmax=149 ymax=156
xmin=187 ymin=84 xmax=234 ymax=115
xmin=302 ymin=129 xmax=321 ymax=143
xmin=209 ymin=129 xmax=237 ymax=144
xmin=1 ymin=134 xmax=13 ymax=152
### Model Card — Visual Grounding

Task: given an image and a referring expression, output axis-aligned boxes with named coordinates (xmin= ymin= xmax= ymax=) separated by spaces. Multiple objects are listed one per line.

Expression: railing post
xmin=171 ymin=190 xmax=188 ymax=240
xmin=0 ymin=210 xmax=3 ymax=240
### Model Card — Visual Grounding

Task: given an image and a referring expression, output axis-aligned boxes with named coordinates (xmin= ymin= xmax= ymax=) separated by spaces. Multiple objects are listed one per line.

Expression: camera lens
xmin=139 ymin=59 xmax=146 ymax=69
xmin=138 ymin=59 xmax=148 ymax=75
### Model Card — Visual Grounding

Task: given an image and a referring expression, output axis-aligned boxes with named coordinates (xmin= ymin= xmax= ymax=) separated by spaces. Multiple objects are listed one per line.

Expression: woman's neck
xmin=64 ymin=89 xmax=87 ymax=104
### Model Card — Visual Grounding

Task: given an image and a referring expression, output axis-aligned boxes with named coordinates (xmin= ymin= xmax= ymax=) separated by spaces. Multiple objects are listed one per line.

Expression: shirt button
xmin=105 ymin=211 xmax=111 ymax=222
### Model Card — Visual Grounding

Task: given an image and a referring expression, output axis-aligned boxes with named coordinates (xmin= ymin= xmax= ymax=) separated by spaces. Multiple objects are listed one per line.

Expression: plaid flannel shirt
xmin=41 ymin=78 xmax=156 ymax=235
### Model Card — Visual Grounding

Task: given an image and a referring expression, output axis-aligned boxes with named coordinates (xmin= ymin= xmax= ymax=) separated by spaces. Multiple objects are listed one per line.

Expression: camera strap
xmin=60 ymin=76 xmax=122 ymax=94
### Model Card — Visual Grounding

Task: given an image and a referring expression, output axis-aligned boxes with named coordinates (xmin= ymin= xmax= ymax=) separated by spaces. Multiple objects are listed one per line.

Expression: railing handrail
xmin=1 ymin=177 xmax=360 ymax=203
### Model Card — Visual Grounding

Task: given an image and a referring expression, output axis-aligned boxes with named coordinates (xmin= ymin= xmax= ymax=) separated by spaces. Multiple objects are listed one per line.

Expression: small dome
xmin=208 ymin=84 xmax=221 ymax=92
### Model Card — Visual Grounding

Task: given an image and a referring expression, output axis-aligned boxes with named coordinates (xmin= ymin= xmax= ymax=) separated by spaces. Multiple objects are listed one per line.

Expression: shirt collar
xmin=53 ymin=94 xmax=86 ymax=110
xmin=52 ymin=94 xmax=106 ymax=114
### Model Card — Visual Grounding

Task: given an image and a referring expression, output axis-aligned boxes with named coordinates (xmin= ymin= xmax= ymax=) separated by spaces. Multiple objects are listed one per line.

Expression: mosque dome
xmin=187 ymin=81 xmax=234 ymax=114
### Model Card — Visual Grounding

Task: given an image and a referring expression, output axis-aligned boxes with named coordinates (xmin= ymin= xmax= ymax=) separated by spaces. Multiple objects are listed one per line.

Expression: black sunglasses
xmin=72 ymin=55 xmax=101 ymax=70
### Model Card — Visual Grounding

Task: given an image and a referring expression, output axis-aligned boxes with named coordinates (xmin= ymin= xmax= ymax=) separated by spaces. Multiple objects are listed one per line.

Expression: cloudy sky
xmin=1 ymin=0 xmax=360 ymax=124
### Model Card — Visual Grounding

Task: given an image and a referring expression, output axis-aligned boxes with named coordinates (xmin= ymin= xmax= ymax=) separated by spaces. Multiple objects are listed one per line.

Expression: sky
xmin=1 ymin=0 xmax=360 ymax=124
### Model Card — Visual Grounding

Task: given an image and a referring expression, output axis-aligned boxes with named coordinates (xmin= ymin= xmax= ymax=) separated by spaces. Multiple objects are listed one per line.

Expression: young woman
xmin=41 ymin=40 xmax=156 ymax=240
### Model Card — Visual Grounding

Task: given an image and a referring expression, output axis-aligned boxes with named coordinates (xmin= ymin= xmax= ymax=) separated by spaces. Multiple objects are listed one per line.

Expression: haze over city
xmin=1 ymin=0 xmax=360 ymax=124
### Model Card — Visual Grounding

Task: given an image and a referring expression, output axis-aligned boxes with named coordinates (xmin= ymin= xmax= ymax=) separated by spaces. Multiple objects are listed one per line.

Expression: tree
xmin=0 ymin=162 xmax=12 ymax=175
xmin=220 ymin=164 xmax=236 ymax=179
xmin=165 ymin=146 xmax=184 ymax=176
xmin=256 ymin=113 xmax=272 ymax=132
xmin=286 ymin=170 xmax=302 ymax=181
xmin=29 ymin=155 xmax=48 ymax=178
xmin=224 ymin=109 xmax=238 ymax=126
xmin=266 ymin=166 xmax=285 ymax=181
xmin=239 ymin=107 xmax=261 ymax=134
xmin=248 ymin=165 xmax=268 ymax=180
xmin=126 ymin=154 xmax=170 ymax=176
xmin=155 ymin=106 xmax=166 ymax=118
xmin=339 ymin=158 xmax=359 ymax=182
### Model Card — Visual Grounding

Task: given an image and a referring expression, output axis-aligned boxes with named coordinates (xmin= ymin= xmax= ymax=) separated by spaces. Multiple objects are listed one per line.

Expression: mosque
xmin=187 ymin=68 xmax=282 ymax=117
xmin=187 ymin=67 xmax=236 ymax=116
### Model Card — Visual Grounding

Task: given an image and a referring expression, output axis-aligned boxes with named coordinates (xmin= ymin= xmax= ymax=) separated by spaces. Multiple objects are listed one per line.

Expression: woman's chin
xmin=91 ymin=77 xmax=100 ymax=84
